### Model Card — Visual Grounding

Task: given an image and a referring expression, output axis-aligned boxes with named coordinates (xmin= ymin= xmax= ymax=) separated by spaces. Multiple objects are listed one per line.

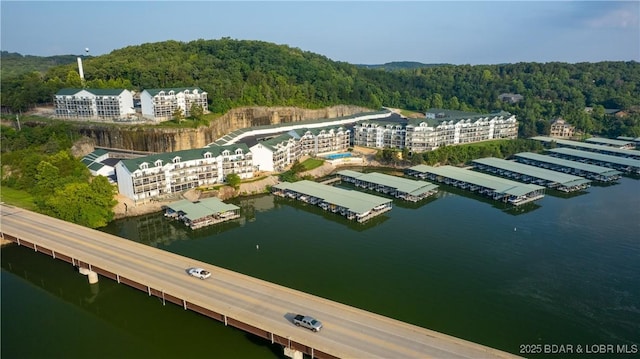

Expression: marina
xmin=163 ymin=198 xmax=241 ymax=229
xmin=547 ymin=147 xmax=640 ymax=175
xmin=472 ymin=157 xmax=591 ymax=192
xmin=271 ymin=180 xmax=392 ymax=222
xmin=336 ymin=170 xmax=439 ymax=202
xmin=406 ymin=165 xmax=545 ymax=206
xmin=513 ymin=152 xmax=622 ymax=182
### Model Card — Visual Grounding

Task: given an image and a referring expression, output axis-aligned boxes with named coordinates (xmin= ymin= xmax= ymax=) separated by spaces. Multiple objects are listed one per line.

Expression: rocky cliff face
xmin=79 ymin=105 xmax=370 ymax=153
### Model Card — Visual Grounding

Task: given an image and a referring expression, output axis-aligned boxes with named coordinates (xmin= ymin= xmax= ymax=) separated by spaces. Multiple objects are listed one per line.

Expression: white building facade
xmin=353 ymin=109 xmax=518 ymax=152
xmin=140 ymin=87 xmax=208 ymax=122
xmin=54 ymin=88 xmax=135 ymax=121
xmin=250 ymin=126 xmax=351 ymax=172
xmin=115 ymin=144 xmax=252 ymax=202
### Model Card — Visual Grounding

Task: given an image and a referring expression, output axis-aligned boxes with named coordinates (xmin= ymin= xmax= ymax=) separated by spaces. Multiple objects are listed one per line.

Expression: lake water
xmin=2 ymin=176 xmax=639 ymax=359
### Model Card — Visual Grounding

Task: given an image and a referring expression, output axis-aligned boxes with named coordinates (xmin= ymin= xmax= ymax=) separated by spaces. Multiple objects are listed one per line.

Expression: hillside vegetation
xmin=1 ymin=38 xmax=640 ymax=137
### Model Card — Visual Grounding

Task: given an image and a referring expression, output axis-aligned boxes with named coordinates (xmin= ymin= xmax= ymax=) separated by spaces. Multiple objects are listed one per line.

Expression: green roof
xmin=472 ymin=157 xmax=591 ymax=187
xmin=408 ymin=165 xmax=544 ymax=197
xmin=290 ymin=126 xmax=348 ymax=137
xmin=56 ymin=88 xmax=129 ymax=96
xmin=547 ymin=148 xmax=640 ymax=168
xmin=272 ymin=180 xmax=392 ymax=214
xmin=260 ymin=133 xmax=296 ymax=150
xmin=584 ymin=137 xmax=634 ymax=146
xmin=118 ymin=144 xmax=250 ymax=172
xmin=514 ymin=152 xmax=622 ymax=176
xmin=336 ymin=170 xmax=438 ymax=196
xmin=531 ymin=136 xmax=640 ymax=158
xmin=410 ymin=109 xmax=513 ymax=127
xmin=166 ymin=198 xmax=239 ymax=221
xmin=143 ymin=87 xmax=205 ymax=96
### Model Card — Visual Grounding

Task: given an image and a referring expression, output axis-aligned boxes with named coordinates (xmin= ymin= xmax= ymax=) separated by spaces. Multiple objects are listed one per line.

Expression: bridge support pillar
xmin=78 ymin=267 xmax=99 ymax=284
xmin=283 ymin=347 xmax=303 ymax=359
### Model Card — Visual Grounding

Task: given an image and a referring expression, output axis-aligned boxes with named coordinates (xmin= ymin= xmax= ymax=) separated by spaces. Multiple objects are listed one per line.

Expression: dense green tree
xmin=2 ymin=39 xmax=639 ymax=136
xmin=189 ymin=103 xmax=204 ymax=120
xmin=226 ymin=173 xmax=241 ymax=189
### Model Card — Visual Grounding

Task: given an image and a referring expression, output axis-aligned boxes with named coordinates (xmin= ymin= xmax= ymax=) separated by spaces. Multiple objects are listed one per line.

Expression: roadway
xmin=0 ymin=204 xmax=521 ymax=359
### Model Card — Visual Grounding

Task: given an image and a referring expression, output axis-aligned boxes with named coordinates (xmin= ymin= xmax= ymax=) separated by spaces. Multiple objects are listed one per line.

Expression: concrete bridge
xmin=0 ymin=204 xmax=521 ymax=359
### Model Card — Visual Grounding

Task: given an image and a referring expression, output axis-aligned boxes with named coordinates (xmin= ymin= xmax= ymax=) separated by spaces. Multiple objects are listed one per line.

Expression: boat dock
xmin=531 ymin=136 xmax=640 ymax=160
xmin=271 ymin=180 xmax=392 ymax=222
xmin=406 ymin=165 xmax=545 ymax=206
xmin=584 ymin=137 xmax=636 ymax=149
xmin=336 ymin=170 xmax=439 ymax=202
xmin=164 ymin=198 xmax=241 ymax=229
xmin=472 ymin=157 xmax=591 ymax=192
xmin=513 ymin=152 xmax=622 ymax=182
xmin=547 ymin=148 xmax=640 ymax=175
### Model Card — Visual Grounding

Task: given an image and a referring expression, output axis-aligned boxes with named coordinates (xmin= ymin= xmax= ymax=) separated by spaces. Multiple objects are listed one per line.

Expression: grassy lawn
xmin=301 ymin=158 xmax=324 ymax=170
xmin=0 ymin=186 xmax=37 ymax=210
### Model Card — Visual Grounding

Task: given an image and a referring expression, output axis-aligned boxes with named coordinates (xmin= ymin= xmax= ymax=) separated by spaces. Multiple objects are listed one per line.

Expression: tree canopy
xmin=1 ymin=38 xmax=639 ymax=137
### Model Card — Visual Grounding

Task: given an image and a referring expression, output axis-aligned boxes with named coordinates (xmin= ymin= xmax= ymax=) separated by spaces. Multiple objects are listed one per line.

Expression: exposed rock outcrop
xmin=79 ymin=105 xmax=370 ymax=153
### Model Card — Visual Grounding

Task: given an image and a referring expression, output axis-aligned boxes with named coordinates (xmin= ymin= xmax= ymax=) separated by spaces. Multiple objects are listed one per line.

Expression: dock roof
xmin=408 ymin=165 xmax=544 ymax=196
xmin=531 ymin=136 xmax=640 ymax=158
xmin=472 ymin=157 xmax=591 ymax=187
xmin=514 ymin=152 xmax=623 ymax=176
xmin=272 ymin=180 xmax=392 ymax=214
xmin=166 ymin=198 xmax=239 ymax=221
xmin=547 ymin=148 xmax=640 ymax=168
xmin=336 ymin=170 xmax=438 ymax=196
xmin=584 ymin=137 xmax=635 ymax=147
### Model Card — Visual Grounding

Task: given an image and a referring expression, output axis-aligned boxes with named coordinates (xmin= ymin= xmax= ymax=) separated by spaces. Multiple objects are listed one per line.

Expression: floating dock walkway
xmin=336 ymin=170 xmax=439 ymax=202
xmin=272 ymin=180 xmax=392 ymax=222
xmin=472 ymin=157 xmax=591 ymax=192
xmin=406 ymin=165 xmax=545 ymax=206
xmin=531 ymin=136 xmax=640 ymax=160
xmin=513 ymin=152 xmax=622 ymax=182
xmin=547 ymin=148 xmax=640 ymax=175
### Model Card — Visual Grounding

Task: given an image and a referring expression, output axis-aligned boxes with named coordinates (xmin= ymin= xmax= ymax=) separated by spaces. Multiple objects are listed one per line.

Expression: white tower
xmin=77 ymin=48 xmax=89 ymax=85
xmin=77 ymin=57 xmax=85 ymax=80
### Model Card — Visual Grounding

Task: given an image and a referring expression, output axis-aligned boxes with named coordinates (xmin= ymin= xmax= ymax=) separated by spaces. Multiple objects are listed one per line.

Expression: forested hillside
xmin=0 ymin=51 xmax=80 ymax=78
xmin=1 ymin=38 xmax=639 ymax=137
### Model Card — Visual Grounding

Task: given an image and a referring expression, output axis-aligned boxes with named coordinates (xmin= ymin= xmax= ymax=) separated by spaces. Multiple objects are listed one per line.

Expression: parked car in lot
xmin=187 ymin=267 xmax=211 ymax=279
xmin=293 ymin=314 xmax=322 ymax=332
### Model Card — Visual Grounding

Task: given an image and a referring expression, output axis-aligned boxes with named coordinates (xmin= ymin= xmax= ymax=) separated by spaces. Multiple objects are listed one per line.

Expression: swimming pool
xmin=324 ymin=153 xmax=352 ymax=160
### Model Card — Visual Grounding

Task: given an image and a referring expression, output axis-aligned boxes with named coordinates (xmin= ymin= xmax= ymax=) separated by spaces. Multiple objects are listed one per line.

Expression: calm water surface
xmin=2 ymin=176 xmax=639 ymax=359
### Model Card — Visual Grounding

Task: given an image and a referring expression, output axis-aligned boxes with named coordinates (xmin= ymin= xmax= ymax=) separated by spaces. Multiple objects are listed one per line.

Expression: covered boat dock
xmin=584 ymin=137 xmax=636 ymax=149
xmin=472 ymin=157 xmax=591 ymax=192
xmin=164 ymin=197 xmax=241 ymax=230
xmin=271 ymin=180 xmax=392 ymax=222
xmin=531 ymin=136 xmax=640 ymax=160
xmin=547 ymin=148 xmax=640 ymax=175
xmin=336 ymin=170 xmax=439 ymax=202
xmin=513 ymin=152 xmax=622 ymax=182
xmin=406 ymin=165 xmax=545 ymax=206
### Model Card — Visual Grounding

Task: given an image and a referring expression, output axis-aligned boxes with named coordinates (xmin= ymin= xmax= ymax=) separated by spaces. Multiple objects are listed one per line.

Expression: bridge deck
xmin=0 ymin=204 xmax=521 ymax=359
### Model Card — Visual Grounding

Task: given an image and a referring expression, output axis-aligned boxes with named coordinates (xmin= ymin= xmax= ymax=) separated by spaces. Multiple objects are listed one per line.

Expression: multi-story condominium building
xmin=54 ymin=88 xmax=135 ymax=121
xmin=353 ymin=109 xmax=518 ymax=152
xmin=549 ymin=118 xmax=576 ymax=138
xmin=115 ymin=144 xmax=252 ymax=202
xmin=250 ymin=126 xmax=351 ymax=172
xmin=291 ymin=126 xmax=350 ymax=155
xmin=250 ymin=134 xmax=299 ymax=172
xmin=140 ymin=87 xmax=209 ymax=122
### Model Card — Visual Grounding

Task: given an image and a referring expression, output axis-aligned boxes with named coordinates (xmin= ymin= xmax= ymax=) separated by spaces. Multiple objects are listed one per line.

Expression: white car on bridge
xmin=187 ymin=267 xmax=211 ymax=280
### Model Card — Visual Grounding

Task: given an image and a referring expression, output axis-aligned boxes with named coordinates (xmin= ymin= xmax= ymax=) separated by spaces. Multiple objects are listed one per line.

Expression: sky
xmin=1 ymin=1 xmax=638 ymax=65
